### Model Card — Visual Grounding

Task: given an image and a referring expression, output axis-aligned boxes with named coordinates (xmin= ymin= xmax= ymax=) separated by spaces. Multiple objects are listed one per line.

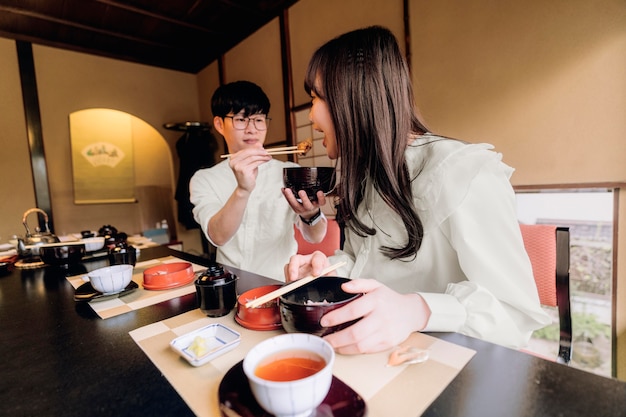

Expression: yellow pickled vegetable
xmin=188 ymin=336 xmax=208 ymax=357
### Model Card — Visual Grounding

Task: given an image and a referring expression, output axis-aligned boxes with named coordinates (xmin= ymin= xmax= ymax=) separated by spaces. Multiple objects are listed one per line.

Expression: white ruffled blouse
xmin=330 ymin=135 xmax=551 ymax=349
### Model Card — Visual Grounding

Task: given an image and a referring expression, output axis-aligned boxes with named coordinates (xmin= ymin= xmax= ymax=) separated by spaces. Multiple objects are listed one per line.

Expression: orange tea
xmin=254 ymin=349 xmax=326 ymax=382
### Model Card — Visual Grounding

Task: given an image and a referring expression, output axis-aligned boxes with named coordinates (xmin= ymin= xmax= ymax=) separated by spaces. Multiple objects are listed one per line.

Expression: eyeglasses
xmin=223 ymin=115 xmax=270 ymax=131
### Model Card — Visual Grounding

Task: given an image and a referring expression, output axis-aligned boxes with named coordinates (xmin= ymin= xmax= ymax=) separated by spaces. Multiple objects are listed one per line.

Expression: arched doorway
xmin=61 ymin=108 xmax=177 ymax=241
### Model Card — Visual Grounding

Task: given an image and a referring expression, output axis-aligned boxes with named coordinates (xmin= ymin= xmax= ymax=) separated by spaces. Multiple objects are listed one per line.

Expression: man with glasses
xmin=190 ymin=81 xmax=327 ymax=280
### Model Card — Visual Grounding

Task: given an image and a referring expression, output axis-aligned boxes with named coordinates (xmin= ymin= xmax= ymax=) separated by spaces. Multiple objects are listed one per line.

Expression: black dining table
xmin=1 ymin=246 xmax=625 ymax=417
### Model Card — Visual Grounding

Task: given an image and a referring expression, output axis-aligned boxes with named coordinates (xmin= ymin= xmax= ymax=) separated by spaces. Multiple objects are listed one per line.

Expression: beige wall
xmin=221 ymin=18 xmax=287 ymax=146
xmin=409 ymin=0 xmax=626 ymax=184
xmin=289 ymin=0 xmax=404 ymax=107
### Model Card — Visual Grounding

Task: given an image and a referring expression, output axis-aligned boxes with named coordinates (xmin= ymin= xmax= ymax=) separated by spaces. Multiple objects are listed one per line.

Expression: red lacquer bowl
xmin=143 ymin=262 xmax=194 ymax=290
xmin=235 ymin=285 xmax=283 ymax=331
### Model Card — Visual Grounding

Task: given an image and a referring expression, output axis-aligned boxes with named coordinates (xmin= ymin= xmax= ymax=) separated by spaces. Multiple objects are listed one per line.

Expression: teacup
xmin=243 ymin=333 xmax=334 ymax=417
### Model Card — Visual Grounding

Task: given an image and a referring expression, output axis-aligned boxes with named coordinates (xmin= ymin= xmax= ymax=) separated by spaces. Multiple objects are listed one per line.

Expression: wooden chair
xmin=294 ymin=218 xmax=341 ymax=257
xmin=519 ymin=224 xmax=572 ymax=364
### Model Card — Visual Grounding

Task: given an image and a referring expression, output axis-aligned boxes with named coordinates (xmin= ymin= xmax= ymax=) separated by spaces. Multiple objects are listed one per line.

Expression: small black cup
xmin=195 ymin=264 xmax=237 ymax=317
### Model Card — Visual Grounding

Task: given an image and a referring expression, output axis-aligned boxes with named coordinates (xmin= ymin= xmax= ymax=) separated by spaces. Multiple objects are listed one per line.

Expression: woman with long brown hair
xmin=284 ymin=26 xmax=550 ymax=354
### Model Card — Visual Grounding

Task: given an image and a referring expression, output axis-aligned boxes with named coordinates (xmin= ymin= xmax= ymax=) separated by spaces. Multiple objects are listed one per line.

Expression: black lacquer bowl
xmin=279 ymin=276 xmax=362 ymax=336
xmin=39 ymin=242 xmax=86 ymax=266
xmin=283 ymin=167 xmax=336 ymax=202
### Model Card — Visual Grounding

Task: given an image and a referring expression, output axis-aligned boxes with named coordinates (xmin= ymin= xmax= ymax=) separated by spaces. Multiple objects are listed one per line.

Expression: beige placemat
xmin=67 ymin=256 xmax=206 ymax=319
xmin=130 ymin=309 xmax=476 ymax=417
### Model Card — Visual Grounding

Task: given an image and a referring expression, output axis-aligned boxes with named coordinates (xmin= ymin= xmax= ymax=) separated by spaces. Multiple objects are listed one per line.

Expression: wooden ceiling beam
xmin=0 ymin=4 xmax=176 ymax=49
xmin=94 ymin=0 xmax=219 ymax=34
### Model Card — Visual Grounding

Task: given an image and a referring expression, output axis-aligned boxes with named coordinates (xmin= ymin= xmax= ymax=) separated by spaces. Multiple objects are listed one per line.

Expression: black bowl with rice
xmin=279 ymin=276 xmax=362 ymax=336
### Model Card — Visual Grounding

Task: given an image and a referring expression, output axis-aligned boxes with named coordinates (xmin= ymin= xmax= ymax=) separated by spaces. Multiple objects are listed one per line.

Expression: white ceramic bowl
xmin=84 ymin=264 xmax=133 ymax=294
xmin=243 ymin=333 xmax=334 ymax=417
xmin=80 ymin=236 xmax=105 ymax=252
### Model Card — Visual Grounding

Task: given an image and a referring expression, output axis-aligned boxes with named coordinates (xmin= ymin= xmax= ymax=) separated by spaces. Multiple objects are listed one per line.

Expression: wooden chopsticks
xmin=220 ymin=138 xmax=312 ymax=159
xmin=267 ymin=149 xmax=305 ymax=156
xmin=244 ymin=261 xmax=347 ymax=309
xmin=262 ymin=145 xmax=299 ymax=152
xmin=220 ymin=147 xmax=305 ymax=159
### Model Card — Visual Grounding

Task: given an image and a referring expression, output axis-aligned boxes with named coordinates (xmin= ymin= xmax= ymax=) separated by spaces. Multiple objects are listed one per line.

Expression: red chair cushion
xmin=295 ymin=218 xmax=341 ymax=257
xmin=519 ymin=224 xmax=558 ymax=307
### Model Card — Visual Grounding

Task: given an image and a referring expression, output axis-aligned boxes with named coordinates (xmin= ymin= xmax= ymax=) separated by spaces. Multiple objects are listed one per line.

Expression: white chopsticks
xmin=244 ymin=261 xmax=347 ymax=309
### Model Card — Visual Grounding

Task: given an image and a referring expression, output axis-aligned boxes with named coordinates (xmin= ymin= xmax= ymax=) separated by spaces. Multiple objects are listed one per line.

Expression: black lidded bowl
xmin=195 ymin=264 xmax=238 ymax=318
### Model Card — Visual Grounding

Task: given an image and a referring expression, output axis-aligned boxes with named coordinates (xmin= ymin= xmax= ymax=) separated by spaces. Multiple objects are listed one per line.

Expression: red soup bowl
xmin=235 ymin=285 xmax=283 ymax=331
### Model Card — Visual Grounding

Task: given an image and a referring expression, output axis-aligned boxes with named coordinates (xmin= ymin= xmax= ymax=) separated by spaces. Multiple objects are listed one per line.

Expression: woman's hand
xmin=284 ymin=251 xmax=330 ymax=282
xmin=321 ymin=279 xmax=431 ymax=354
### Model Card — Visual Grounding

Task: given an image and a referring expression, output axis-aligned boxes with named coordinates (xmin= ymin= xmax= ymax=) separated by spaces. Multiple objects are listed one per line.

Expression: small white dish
xmin=170 ymin=323 xmax=241 ymax=367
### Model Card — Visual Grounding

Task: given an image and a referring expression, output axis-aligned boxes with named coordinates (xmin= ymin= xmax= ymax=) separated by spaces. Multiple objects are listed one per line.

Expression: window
xmin=293 ymin=107 xmax=334 ymax=168
xmin=517 ymin=188 xmax=615 ymax=377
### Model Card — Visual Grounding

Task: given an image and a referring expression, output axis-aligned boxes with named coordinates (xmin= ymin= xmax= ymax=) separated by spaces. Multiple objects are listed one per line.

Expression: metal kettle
xmin=17 ymin=208 xmax=60 ymax=257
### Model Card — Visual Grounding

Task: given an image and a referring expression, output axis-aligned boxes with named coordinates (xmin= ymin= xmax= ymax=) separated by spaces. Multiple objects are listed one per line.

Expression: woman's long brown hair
xmin=305 ymin=26 xmax=429 ymax=260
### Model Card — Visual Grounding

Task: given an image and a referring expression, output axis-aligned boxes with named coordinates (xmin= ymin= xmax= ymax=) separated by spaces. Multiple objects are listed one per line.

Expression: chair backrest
xmin=519 ymin=224 xmax=572 ymax=364
xmin=295 ymin=218 xmax=341 ymax=257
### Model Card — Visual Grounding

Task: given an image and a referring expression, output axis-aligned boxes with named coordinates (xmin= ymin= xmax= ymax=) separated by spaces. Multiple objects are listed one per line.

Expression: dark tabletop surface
xmin=1 ymin=246 xmax=625 ymax=417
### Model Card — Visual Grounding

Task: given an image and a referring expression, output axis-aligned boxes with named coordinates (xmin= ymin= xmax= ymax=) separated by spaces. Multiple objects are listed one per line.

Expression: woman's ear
xmin=213 ymin=116 xmax=225 ymax=136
